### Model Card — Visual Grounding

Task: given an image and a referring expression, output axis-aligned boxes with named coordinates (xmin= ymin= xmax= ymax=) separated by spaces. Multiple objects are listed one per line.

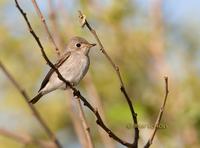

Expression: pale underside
xmin=40 ymin=52 xmax=89 ymax=95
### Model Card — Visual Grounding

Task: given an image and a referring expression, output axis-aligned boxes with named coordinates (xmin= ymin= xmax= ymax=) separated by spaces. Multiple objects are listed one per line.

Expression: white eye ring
xmin=76 ymin=43 xmax=81 ymax=47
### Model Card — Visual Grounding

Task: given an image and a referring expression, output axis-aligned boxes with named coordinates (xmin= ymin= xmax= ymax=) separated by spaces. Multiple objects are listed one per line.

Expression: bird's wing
xmin=38 ymin=51 xmax=71 ymax=92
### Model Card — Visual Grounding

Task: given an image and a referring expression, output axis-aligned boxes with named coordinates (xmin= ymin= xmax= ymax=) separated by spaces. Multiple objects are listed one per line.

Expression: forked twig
xmin=78 ymin=10 xmax=139 ymax=147
xmin=144 ymin=77 xmax=169 ymax=148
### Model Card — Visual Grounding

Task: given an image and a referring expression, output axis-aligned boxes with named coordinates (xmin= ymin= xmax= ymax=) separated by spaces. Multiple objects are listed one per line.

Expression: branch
xmin=65 ymin=92 xmax=88 ymax=147
xmin=144 ymin=77 xmax=169 ymax=148
xmin=0 ymin=128 xmax=31 ymax=145
xmin=84 ymin=74 xmax=115 ymax=148
xmin=0 ymin=128 xmax=55 ymax=148
xmin=0 ymin=61 xmax=61 ymax=148
xmin=75 ymin=97 xmax=94 ymax=148
xmin=47 ymin=0 xmax=64 ymax=50
xmin=31 ymin=0 xmax=61 ymax=57
xmin=78 ymin=11 xmax=139 ymax=147
xmin=14 ymin=1 xmax=134 ymax=147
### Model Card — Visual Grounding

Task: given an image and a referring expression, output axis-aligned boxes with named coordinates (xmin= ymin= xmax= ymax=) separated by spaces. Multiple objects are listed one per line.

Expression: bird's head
xmin=67 ymin=36 xmax=96 ymax=55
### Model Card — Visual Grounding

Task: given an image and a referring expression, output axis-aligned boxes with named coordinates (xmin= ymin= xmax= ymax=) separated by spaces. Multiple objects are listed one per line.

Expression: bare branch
xmin=144 ymin=77 xmax=169 ymax=148
xmin=31 ymin=0 xmax=61 ymax=57
xmin=84 ymin=74 xmax=115 ymax=148
xmin=0 ymin=61 xmax=60 ymax=148
xmin=14 ymin=1 xmax=134 ymax=147
xmin=75 ymin=97 xmax=94 ymax=148
xmin=47 ymin=0 xmax=64 ymax=50
xmin=0 ymin=128 xmax=56 ymax=148
xmin=65 ymin=92 xmax=88 ymax=147
xmin=0 ymin=128 xmax=31 ymax=145
xmin=78 ymin=10 xmax=139 ymax=147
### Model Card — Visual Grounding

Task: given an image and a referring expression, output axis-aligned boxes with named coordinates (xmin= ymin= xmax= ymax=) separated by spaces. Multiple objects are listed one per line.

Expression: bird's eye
xmin=76 ymin=43 xmax=81 ymax=47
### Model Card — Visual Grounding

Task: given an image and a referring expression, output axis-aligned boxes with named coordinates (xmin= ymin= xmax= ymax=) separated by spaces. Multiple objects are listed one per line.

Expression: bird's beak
xmin=88 ymin=43 xmax=96 ymax=48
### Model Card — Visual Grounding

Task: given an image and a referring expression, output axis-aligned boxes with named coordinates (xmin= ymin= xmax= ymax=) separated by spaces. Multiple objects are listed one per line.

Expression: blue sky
xmin=2 ymin=0 xmax=200 ymax=33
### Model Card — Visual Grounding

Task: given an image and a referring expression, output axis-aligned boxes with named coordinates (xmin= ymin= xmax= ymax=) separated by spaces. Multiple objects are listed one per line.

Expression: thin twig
xmin=14 ymin=1 xmax=134 ymax=147
xmin=31 ymin=0 xmax=61 ymax=57
xmin=144 ymin=77 xmax=169 ymax=148
xmin=149 ymin=0 xmax=169 ymax=80
xmin=0 ymin=128 xmax=55 ymax=148
xmin=0 ymin=61 xmax=61 ymax=148
xmin=65 ymin=92 xmax=88 ymax=147
xmin=0 ymin=128 xmax=31 ymax=145
xmin=84 ymin=74 xmax=115 ymax=148
xmin=75 ymin=97 xmax=94 ymax=148
xmin=78 ymin=10 xmax=139 ymax=147
xmin=48 ymin=0 xmax=64 ymax=50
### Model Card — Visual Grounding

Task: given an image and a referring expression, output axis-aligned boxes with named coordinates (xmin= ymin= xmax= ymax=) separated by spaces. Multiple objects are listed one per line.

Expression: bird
xmin=29 ymin=36 xmax=96 ymax=104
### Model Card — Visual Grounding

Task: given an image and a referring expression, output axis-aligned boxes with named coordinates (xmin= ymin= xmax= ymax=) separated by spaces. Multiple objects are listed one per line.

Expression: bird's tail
xmin=29 ymin=92 xmax=43 ymax=104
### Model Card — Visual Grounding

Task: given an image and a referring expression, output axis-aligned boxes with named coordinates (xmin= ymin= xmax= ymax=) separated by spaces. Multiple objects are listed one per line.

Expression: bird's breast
xmin=59 ymin=53 xmax=89 ymax=85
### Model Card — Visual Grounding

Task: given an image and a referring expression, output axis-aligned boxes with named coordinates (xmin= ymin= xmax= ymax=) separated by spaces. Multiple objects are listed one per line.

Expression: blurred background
xmin=0 ymin=0 xmax=200 ymax=147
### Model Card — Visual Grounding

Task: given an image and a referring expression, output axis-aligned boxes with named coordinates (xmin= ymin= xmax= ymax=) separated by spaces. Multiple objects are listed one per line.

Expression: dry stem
xmin=31 ymin=0 xmax=61 ymax=57
xmin=0 ymin=128 xmax=55 ymax=148
xmin=144 ymin=77 xmax=169 ymax=148
xmin=75 ymin=97 xmax=94 ymax=148
xmin=0 ymin=61 xmax=60 ymax=148
xmin=78 ymin=10 xmax=139 ymax=147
